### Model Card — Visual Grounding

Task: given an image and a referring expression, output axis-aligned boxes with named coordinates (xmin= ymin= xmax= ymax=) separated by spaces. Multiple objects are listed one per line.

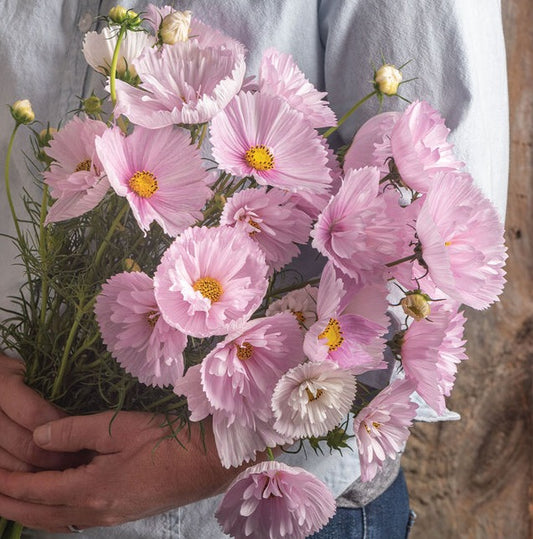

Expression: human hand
xmin=0 ymin=354 xmax=68 ymax=472
xmin=0 ymin=411 xmax=244 ymax=533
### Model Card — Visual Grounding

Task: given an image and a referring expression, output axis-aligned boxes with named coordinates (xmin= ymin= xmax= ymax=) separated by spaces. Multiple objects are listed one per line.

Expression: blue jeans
xmin=310 ymin=470 xmax=416 ymax=539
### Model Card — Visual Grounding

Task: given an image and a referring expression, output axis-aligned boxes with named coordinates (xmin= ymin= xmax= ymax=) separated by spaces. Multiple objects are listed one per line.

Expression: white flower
xmin=82 ymin=27 xmax=155 ymax=77
xmin=272 ymin=361 xmax=356 ymax=438
xmin=266 ymin=285 xmax=318 ymax=329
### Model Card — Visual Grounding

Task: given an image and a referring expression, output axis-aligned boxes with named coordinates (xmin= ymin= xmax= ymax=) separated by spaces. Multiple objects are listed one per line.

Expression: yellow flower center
xmin=291 ymin=310 xmax=306 ymax=325
xmin=318 ymin=318 xmax=344 ymax=351
xmin=444 ymin=241 xmax=452 ymax=246
xmin=128 ymin=170 xmax=158 ymax=198
xmin=146 ymin=310 xmax=160 ymax=328
xmin=74 ymin=159 xmax=92 ymax=172
xmin=236 ymin=342 xmax=254 ymax=361
xmin=244 ymin=145 xmax=274 ymax=171
xmin=305 ymin=387 xmax=324 ymax=402
xmin=363 ymin=421 xmax=382 ymax=434
xmin=192 ymin=277 xmax=223 ymax=303
xmin=248 ymin=218 xmax=261 ymax=237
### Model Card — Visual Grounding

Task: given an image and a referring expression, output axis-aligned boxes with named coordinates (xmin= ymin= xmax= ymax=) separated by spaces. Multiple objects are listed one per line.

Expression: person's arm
xmin=0 ymin=409 xmax=246 ymax=533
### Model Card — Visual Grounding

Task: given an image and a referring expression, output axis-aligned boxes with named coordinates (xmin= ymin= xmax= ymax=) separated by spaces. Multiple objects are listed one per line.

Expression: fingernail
xmin=34 ymin=424 xmax=51 ymax=446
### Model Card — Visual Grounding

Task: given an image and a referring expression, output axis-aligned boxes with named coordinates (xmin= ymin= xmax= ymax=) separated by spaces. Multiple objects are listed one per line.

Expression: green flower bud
xmin=11 ymin=99 xmax=35 ymax=125
xmin=83 ymin=94 xmax=103 ymax=115
xmin=108 ymin=5 xmax=140 ymax=27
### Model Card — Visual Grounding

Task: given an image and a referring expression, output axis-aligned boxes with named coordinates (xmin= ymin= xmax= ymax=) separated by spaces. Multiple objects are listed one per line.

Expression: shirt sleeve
xmin=318 ymin=0 xmax=509 ymax=219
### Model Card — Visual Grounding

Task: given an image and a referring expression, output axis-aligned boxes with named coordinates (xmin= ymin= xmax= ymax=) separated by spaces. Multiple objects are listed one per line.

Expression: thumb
xmin=33 ymin=411 xmax=128 ymax=454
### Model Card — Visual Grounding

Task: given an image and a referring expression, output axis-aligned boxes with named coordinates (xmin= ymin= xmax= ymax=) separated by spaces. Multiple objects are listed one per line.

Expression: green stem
xmin=5 ymin=521 xmax=23 ymax=539
xmin=38 ymin=184 xmax=50 ymax=328
xmin=92 ymin=201 xmax=129 ymax=270
xmin=323 ymin=90 xmax=377 ymax=138
xmin=109 ymin=25 xmax=127 ymax=106
xmin=195 ymin=123 xmax=208 ymax=149
xmin=0 ymin=518 xmax=8 ymax=536
xmin=50 ymin=296 xmax=95 ymax=400
xmin=266 ymin=448 xmax=275 ymax=461
xmin=4 ymin=123 xmax=35 ymax=307
xmin=4 ymin=124 xmax=22 ymax=240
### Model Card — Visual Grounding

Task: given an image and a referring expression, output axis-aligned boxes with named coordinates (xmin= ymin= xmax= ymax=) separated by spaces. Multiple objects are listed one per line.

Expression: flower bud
xmin=160 ymin=10 xmax=192 ymax=45
xmin=401 ymin=292 xmax=431 ymax=321
xmin=374 ymin=64 xmax=402 ymax=96
xmin=123 ymin=258 xmax=141 ymax=272
xmin=82 ymin=94 xmax=103 ymax=115
xmin=108 ymin=5 xmax=140 ymax=27
xmin=38 ymin=127 xmax=57 ymax=148
xmin=11 ymin=99 xmax=35 ymax=124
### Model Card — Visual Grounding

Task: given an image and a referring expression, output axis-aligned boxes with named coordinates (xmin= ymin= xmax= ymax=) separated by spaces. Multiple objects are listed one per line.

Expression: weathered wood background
xmin=402 ymin=1 xmax=533 ymax=537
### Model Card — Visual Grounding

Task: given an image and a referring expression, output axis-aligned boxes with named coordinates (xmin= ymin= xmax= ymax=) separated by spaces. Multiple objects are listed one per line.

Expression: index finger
xmin=0 ymin=355 xmax=65 ymax=430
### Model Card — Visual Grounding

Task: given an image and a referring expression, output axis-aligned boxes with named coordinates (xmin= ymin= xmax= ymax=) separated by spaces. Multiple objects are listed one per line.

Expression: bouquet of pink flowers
xmin=1 ymin=5 xmax=507 ymax=539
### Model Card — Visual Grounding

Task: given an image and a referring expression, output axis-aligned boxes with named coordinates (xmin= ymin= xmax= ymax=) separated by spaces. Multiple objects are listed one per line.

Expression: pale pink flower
xmin=382 ymin=191 xmax=424 ymax=287
xmin=390 ymin=100 xmax=464 ymax=193
xmin=216 ymin=461 xmax=336 ymax=539
xmin=312 ymin=166 xmax=402 ymax=285
xmin=210 ymin=91 xmax=332 ymax=193
xmin=113 ymin=36 xmax=245 ymax=127
xmin=416 ymin=171 xmax=507 ymax=309
xmin=82 ymin=27 xmax=155 ymax=77
xmin=289 ymin=139 xmax=342 ymax=220
xmin=94 ymin=271 xmax=186 ymax=387
xmin=95 ymin=125 xmax=210 ymax=236
xmin=154 ymin=226 xmax=269 ymax=338
xmin=220 ymin=187 xmax=313 ymax=271
xmin=266 ymin=285 xmax=318 ymax=330
xmin=174 ymin=364 xmax=291 ymax=468
xmin=258 ymin=47 xmax=336 ymax=128
xmin=304 ymin=262 xmax=387 ymax=374
xmin=44 ymin=116 xmax=108 ymax=224
xmin=400 ymin=302 xmax=467 ymax=414
xmin=201 ymin=313 xmax=305 ymax=426
xmin=344 ymin=111 xmax=400 ymax=175
xmin=353 ymin=379 xmax=418 ymax=482
xmin=272 ymin=361 xmax=356 ymax=439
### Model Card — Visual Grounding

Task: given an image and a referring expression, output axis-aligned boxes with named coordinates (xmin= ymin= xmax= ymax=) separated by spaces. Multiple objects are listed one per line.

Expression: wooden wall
xmin=402 ymin=1 xmax=533 ymax=537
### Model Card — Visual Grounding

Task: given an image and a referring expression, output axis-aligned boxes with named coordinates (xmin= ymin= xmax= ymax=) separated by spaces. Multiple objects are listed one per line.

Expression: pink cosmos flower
xmin=215 ymin=460 xmax=336 ymax=539
xmin=390 ymin=100 xmax=464 ymax=193
xmin=94 ymin=271 xmax=186 ymax=387
xmin=272 ymin=361 xmax=357 ymax=439
xmin=353 ymin=379 xmax=418 ymax=482
xmin=200 ymin=313 xmax=305 ymax=427
xmin=344 ymin=111 xmax=400 ymax=175
xmin=400 ymin=302 xmax=467 ymax=414
xmin=154 ymin=226 xmax=269 ymax=338
xmin=113 ymin=35 xmax=246 ymax=127
xmin=44 ymin=116 xmax=108 ymax=224
xmin=210 ymin=91 xmax=332 ymax=193
xmin=174 ymin=364 xmax=291 ymax=468
xmin=82 ymin=27 xmax=155 ymax=78
xmin=312 ymin=166 xmax=402 ymax=284
xmin=220 ymin=187 xmax=313 ymax=271
xmin=265 ymin=285 xmax=318 ymax=330
xmin=304 ymin=262 xmax=387 ymax=374
xmin=95 ymin=125 xmax=210 ymax=236
xmin=416 ymin=171 xmax=507 ymax=309
xmin=258 ymin=47 xmax=337 ymax=128
xmin=289 ymin=138 xmax=342 ymax=220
